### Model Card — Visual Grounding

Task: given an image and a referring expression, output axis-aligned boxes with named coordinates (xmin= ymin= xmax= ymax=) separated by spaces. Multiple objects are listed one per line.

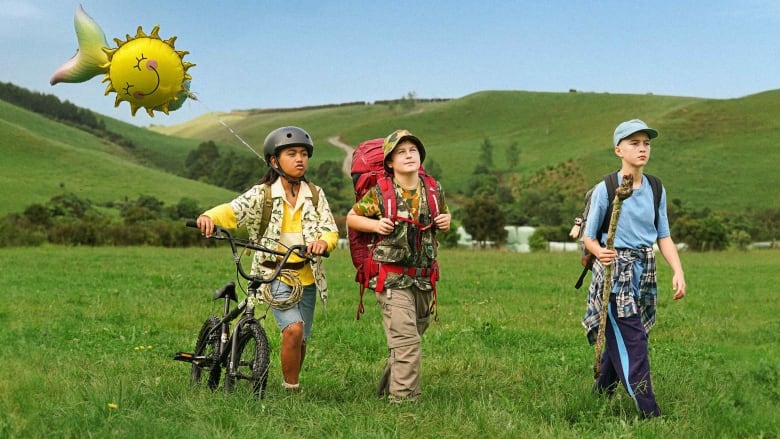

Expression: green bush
xmin=0 ymin=215 xmax=46 ymax=247
xmin=437 ymin=227 xmax=460 ymax=249
xmin=107 ymin=223 xmax=152 ymax=246
xmin=673 ymin=214 xmax=729 ymax=251
xmin=729 ymin=229 xmax=752 ymax=250
xmin=48 ymin=215 xmax=111 ymax=246
xmin=23 ymin=204 xmax=52 ymax=227
xmin=529 ymin=231 xmax=548 ymax=252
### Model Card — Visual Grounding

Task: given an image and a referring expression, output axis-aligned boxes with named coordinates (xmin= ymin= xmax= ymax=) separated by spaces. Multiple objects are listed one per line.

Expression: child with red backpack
xmin=346 ymin=129 xmax=451 ymax=404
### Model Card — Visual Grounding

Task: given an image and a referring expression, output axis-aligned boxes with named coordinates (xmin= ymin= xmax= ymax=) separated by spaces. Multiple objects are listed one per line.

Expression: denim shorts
xmin=268 ymin=280 xmax=317 ymax=340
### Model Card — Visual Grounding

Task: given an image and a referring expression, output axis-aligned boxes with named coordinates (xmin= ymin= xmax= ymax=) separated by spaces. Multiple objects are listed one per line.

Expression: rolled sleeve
xmin=321 ymin=230 xmax=339 ymax=252
xmin=202 ymin=203 xmax=238 ymax=229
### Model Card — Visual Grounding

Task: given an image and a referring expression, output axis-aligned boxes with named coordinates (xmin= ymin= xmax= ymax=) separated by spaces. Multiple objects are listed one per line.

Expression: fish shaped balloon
xmin=51 ymin=5 xmax=195 ymax=117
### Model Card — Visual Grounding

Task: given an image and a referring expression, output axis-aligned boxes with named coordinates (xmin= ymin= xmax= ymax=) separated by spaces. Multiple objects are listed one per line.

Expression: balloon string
xmin=213 ymin=117 xmax=266 ymax=164
xmin=183 ymin=95 xmax=266 ymax=165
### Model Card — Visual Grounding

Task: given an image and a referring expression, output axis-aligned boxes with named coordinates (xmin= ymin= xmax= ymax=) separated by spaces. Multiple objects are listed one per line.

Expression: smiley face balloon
xmin=51 ymin=5 xmax=195 ymax=117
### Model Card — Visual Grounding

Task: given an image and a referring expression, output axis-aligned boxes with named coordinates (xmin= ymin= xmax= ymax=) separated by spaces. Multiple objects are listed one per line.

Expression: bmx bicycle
xmin=173 ymin=220 xmax=322 ymax=398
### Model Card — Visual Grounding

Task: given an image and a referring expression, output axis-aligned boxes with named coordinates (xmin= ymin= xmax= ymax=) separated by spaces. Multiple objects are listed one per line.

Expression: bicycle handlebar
xmin=185 ymin=220 xmax=328 ymax=284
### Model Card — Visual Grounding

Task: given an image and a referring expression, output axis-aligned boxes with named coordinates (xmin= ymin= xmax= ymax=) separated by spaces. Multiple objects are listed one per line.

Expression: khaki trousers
xmin=375 ymin=286 xmax=431 ymax=400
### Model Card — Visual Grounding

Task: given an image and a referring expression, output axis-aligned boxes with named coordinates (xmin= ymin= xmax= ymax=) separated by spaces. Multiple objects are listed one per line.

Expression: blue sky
xmin=2 ymin=0 xmax=779 ymax=127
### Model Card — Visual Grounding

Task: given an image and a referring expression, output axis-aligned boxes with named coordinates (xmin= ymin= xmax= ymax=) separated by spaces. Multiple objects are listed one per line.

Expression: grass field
xmin=1 ymin=246 xmax=778 ymax=438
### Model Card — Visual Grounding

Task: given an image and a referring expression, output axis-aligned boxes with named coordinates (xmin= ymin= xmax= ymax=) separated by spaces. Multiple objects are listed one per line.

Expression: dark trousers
xmin=595 ymin=294 xmax=661 ymax=418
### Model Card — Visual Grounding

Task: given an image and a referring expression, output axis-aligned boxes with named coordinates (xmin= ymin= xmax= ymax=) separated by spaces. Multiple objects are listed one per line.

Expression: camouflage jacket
xmin=356 ymin=179 xmax=445 ymax=291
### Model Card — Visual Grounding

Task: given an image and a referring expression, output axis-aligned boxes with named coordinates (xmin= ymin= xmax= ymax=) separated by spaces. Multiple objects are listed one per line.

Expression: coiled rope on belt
xmin=260 ymin=269 xmax=304 ymax=310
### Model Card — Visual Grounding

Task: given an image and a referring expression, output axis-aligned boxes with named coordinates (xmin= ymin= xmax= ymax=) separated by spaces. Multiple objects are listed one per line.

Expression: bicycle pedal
xmin=173 ymin=352 xmax=194 ymax=362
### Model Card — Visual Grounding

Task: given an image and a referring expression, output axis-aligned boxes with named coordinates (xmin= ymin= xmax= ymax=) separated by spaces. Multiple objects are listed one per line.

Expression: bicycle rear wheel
xmin=224 ymin=322 xmax=270 ymax=398
xmin=191 ymin=316 xmax=222 ymax=390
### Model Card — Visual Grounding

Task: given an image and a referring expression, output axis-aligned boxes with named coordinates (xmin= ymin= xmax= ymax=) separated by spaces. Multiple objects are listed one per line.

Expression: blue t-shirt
xmin=584 ymin=174 xmax=670 ymax=249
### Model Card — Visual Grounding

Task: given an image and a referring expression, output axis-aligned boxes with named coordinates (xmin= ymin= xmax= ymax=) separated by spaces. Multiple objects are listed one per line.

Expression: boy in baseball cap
xmin=581 ymin=119 xmax=686 ymax=418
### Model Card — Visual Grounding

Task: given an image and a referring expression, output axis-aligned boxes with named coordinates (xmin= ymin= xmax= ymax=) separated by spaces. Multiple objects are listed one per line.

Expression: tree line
xmin=453 ymin=137 xmax=778 ymax=251
xmin=1 ymin=137 xmax=776 ymax=251
xmin=0 ymin=192 xmax=210 ymax=247
xmin=2 ymin=82 xmax=776 ymax=251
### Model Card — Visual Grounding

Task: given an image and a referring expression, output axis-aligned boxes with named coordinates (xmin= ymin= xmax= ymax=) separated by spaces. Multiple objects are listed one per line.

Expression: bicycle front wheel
xmin=224 ymin=322 xmax=270 ymax=398
xmin=191 ymin=316 xmax=222 ymax=390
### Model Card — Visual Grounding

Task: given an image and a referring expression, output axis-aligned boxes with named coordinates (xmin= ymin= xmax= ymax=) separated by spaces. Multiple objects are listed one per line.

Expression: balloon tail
xmin=50 ymin=5 xmax=109 ymax=85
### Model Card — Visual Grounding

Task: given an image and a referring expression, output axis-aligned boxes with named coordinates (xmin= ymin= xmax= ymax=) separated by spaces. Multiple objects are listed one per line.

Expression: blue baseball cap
xmin=613 ymin=119 xmax=658 ymax=146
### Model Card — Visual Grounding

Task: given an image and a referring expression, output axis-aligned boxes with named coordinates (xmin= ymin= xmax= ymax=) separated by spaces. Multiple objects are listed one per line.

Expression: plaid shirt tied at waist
xmin=582 ymin=247 xmax=658 ymax=342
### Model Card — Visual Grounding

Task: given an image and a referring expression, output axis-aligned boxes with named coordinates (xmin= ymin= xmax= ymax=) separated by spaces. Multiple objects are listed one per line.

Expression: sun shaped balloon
xmin=102 ymin=26 xmax=194 ymax=116
xmin=51 ymin=5 xmax=195 ymax=117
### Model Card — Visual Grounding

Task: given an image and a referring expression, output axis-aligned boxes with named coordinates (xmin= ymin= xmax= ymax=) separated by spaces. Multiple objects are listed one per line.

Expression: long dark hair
xmin=256 ymin=167 xmax=279 ymax=185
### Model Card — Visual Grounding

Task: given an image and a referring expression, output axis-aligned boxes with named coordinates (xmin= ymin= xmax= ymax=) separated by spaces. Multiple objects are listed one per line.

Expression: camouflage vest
xmin=372 ymin=182 xmax=438 ymax=269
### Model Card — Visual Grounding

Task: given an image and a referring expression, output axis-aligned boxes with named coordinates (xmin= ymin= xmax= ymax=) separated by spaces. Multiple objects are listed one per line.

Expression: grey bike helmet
xmin=262 ymin=126 xmax=314 ymax=163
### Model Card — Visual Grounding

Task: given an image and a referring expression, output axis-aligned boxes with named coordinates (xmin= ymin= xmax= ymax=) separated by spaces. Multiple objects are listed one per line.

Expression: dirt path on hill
xmin=328 ymin=136 xmax=354 ymax=177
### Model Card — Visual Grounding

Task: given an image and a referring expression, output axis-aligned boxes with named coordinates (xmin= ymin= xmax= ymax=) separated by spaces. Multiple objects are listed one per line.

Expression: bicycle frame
xmin=174 ymin=220 xmax=321 ymax=397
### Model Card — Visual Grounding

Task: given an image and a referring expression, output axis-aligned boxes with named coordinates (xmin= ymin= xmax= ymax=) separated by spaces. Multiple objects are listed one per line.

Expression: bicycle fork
xmin=226 ymin=287 xmax=259 ymax=378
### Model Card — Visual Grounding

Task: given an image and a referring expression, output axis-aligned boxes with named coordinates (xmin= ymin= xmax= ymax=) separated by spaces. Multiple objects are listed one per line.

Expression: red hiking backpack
xmin=348 ymin=138 xmax=440 ymax=319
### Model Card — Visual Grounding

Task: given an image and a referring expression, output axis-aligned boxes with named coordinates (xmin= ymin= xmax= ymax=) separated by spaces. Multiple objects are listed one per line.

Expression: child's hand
xmin=597 ymin=249 xmax=618 ymax=266
xmin=307 ymin=239 xmax=329 ymax=256
xmin=196 ymin=215 xmax=215 ymax=237
xmin=672 ymin=273 xmax=686 ymax=300
xmin=375 ymin=217 xmax=395 ymax=235
xmin=434 ymin=213 xmax=451 ymax=231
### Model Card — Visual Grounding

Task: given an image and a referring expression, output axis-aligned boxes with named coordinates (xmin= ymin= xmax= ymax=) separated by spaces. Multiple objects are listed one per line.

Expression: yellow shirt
xmin=203 ymin=189 xmax=338 ymax=286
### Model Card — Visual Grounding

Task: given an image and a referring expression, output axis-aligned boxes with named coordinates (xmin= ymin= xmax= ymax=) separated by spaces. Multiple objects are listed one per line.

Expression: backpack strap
xmin=597 ymin=173 xmax=619 ymax=241
xmin=576 ymin=174 xmax=619 ymax=289
xmin=576 ymin=173 xmax=662 ymax=290
xmin=410 ymin=173 xmax=441 ymax=319
xmin=420 ymin=173 xmax=440 ymax=218
xmin=645 ymin=174 xmax=662 ymax=229
xmin=258 ymin=183 xmax=273 ymax=237
xmin=598 ymin=172 xmax=662 ymax=239
xmin=355 ymin=176 xmax=393 ymax=320
xmin=376 ymin=176 xmax=396 ymax=219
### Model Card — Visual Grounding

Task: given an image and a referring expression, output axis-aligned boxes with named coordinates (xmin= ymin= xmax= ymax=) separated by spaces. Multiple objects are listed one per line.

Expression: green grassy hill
xmin=151 ymin=90 xmax=779 ymax=213
xmin=1 ymin=89 xmax=778 ymax=217
xmin=0 ymin=100 xmax=236 ymax=215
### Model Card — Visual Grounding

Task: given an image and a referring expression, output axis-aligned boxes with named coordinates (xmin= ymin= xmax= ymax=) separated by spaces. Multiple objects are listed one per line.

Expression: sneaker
xmin=283 ymin=381 xmax=301 ymax=392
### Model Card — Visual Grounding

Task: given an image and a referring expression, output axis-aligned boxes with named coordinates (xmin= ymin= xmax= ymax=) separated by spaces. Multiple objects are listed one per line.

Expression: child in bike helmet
xmin=197 ymin=126 xmax=339 ymax=392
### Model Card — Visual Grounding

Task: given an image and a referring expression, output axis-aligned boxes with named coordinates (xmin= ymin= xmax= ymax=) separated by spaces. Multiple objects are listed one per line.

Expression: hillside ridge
xmin=2 ymin=88 xmax=778 ymax=217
